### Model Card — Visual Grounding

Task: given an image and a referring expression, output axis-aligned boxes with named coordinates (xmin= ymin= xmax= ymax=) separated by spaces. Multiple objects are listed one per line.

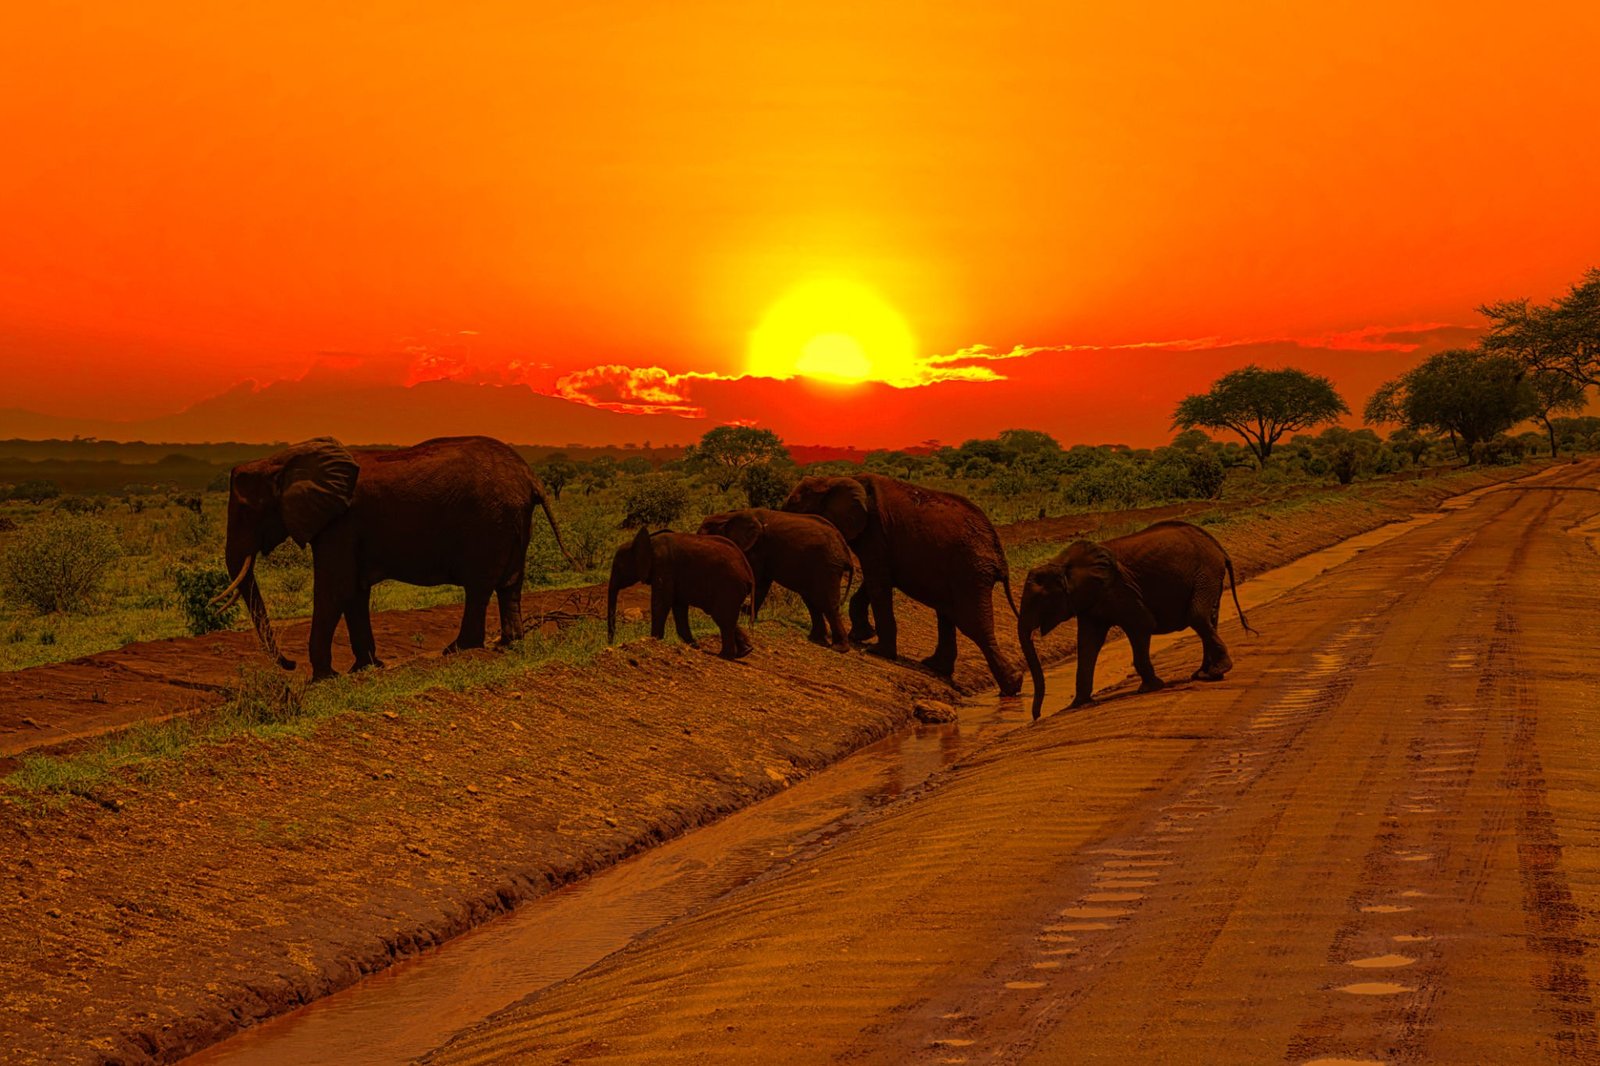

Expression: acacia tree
xmin=1481 ymin=268 xmax=1600 ymax=388
xmin=1363 ymin=349 xmax=1534 ymax=460
xmin=1527 ymin=370 xmax=1588 ymax=457
xmin=684 ymin=426 xmax=789 ymax=491
xmin=1171 ymin=365 xmax=1348 ymax=466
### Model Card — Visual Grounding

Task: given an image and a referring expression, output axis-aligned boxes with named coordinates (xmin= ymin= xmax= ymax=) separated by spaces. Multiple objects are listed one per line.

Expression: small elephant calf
xmin=606 ymin=528 xmax=755 ymax=659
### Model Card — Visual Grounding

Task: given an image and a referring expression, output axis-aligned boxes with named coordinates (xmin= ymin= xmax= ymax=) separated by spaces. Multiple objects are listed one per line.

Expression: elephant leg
xmin=1189 ymin=610 xmax=1233 ymax=681
xmin=308 ymin=585 xmax=344 ymax=681
xmin=921 ymin=612 xmax=958 ymax=676
xmin=347 ymin=588 xmax=383 ymax=671
xmin=495 ymin=580 xmax=524 ymax=646
xmin=803 ymin=596 xmax=829 ymax=645
xmin=1071 ymin=619 xmax=1110 ymax=708
xmin=864 ymin=585 xmax=897 ymax=659
xmin=672 ymin=601 xmax=698 ymax=646
xmin=847 ymin=586 xmax=875 ymax=642
xmin=446 ymin=587 xmax=492 ymax=654
xmin=822 ymin=579 xmax=850 ymax=651
xmin=951 ymin=592 xmax=1022 ymax=696
xmin=753 ymin=577 xmax=773 ymax=616
xmin=648 ymin=588 xmax=670 ymax=639
xmin=718 ymin=611 xmax=752 ymax=659
xmin=1129 ymin=629 xmax=1164 ymax=693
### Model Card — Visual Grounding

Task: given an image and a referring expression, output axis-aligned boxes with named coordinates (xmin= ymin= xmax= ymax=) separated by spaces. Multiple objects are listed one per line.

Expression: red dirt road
xmin=427 ymin=463 xmax=1600 ymax=1065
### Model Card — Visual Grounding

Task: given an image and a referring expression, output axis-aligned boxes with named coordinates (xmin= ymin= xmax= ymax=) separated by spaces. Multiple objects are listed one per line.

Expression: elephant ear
xmin=1072 ymin=542 xmax=1151 ymax=620
xmin=723 ymin=512 xmax=764 ymax=552
xmin=822 ymin=479 xmax=870 ymax=541
xmin=278 ymin=438 xmax=359 ymax=547
xmin=632 ymin=526 xmax=656 ymax=582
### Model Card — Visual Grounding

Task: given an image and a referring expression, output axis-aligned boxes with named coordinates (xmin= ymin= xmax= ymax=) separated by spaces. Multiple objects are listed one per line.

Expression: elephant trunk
xmin=539 ymin=496 xmax=581 ymax=569
xmin=225 ymin=544 xmax=295 ymax=670
xmin=1018 ymin=604 xmax=1047 ymax=721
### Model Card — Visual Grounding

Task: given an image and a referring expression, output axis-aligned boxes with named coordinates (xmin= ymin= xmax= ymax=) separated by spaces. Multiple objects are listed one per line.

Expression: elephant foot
xmin=1067 ymin=695 xmax=1097 ymax=710
xmin=1192 ymin=667 xmax=1228 ymax=682
xmin=1138 ymin=677 xmax=1165 ymax=694
xmin=848 ymin=625 xmax=876 ymax=643
xmin=351 ymin=658 xmax=384 ymax=673
xmin=311 ymin=667 xmax=338 ymax=682
xmin=275 ymin=655 xmax=298 ymax=671
xmin=807 ymin=631 xmax=830 ymax=646
xmin=830 ymin=640 xmax=851 ymax=654
xmin=865 ymin=644 xmax=898 ymax=661
xmin=919 ymin=653 xmax=956 ymax=677
xmin=997 ymin=672 xmax=1023 ymax=698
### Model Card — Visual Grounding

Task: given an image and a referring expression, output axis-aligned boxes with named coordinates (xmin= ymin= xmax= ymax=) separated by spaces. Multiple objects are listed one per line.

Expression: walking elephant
xmin=607 ymin=529 xmax=755 ymax=659
xmin=1018 ymin=520 xmax=1254 ymax=719
xmin=782 ymin=474 xmax=1022 ymax=694
xmin=698 ymin=508 xmax=854 ymax=650
xmin=214 ymin=435 xmax=575 ymax=680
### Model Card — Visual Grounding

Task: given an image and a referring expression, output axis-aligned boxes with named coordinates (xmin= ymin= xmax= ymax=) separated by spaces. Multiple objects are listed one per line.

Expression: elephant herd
xmin=217 ymin=435 xmax=1252 ymax=717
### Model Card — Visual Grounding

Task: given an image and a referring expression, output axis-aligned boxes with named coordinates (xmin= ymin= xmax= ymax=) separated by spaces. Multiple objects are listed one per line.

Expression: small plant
xmin=226 ymin=662 xmax=306 ymax=725
xmin=39 ymin=630 xmax=56 ymax=645
xmin=174 ymin=567 xmax=241 ymax=636
xmin=0 ymin=514 xmax=122 ymax=613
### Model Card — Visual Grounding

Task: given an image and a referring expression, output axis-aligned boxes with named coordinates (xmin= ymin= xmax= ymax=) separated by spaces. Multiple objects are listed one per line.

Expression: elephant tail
xmin=1225 ymin=553 xmax=1257 ymax=636
xmin=999 ymin=568 xmax=1021 ymax=620
xmin=538 ymin=495 xmax=581 ymax=570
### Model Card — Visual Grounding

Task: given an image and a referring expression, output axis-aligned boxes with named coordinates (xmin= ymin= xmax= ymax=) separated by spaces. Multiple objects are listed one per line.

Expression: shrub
xmin=1063 ymin=460 xmax=1148 ymax=508
xmin=174 ymin=567 xmax=241 ymax=636
xmin=621 ymin=473 xmax=690 ymax=529
xmin=56 ymin=495 xmax=104 ymax=515
xmin=743 ymin=462 xmax=796 ymax=509
xmin=0 ymin=514 xmax=122 ymax=613
xmin=11 ymin=480 xmax=60 ymax=504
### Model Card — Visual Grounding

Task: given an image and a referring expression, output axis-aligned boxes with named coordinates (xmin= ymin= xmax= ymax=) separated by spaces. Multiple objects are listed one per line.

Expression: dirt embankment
xmin=0 ymin=460 xmax=1560 ymax=1064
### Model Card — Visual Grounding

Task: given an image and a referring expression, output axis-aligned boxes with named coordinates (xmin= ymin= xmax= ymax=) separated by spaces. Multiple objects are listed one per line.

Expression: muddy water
xmin=182 ymin=501 xmax=1481 ymax=1066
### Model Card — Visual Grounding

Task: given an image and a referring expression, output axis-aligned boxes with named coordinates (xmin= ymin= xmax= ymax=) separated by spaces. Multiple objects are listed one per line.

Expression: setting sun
xmin=747 ymin=280 xmax=918 ymax=386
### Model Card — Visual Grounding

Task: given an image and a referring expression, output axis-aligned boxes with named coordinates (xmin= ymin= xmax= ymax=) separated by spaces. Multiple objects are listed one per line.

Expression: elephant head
xmin=781 ymin=476 xmax=868 ymax=541
xmin=1018 ymin=540 xmax=1148 ymax=719
xmin=216 ymin=438 xmax=360 ymax=669
xmin=698 ymin=510 xmax=764 ymax=553
xmin=607 ymin=527 xmax=663 ymax=641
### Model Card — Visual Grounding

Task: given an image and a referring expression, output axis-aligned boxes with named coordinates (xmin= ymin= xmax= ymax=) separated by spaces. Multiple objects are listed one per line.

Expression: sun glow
xmin=747 ymin=280 xmax=918 ymax=385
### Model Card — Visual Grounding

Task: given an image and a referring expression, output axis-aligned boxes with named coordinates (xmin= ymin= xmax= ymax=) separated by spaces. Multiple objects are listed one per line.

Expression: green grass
xmin=3 ymin=616 xmax=649 ymax=808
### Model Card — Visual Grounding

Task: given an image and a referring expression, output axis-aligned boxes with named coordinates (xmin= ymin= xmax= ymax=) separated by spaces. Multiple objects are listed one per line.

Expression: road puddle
xmin=1392 ymin=934 xmax=1433 ymax=943
xmin=1359 ymin=905 xmax=1414 ymax=914
xmin=184 ymin=512 xmax=1468 ymax=1066
xmin=1338 ymin=982 xmax=1415 ymax=995
xmin=1005 ymin=980 xmax=1048 ymax=990
xmin=1082 ymin=891 xmax=1144 ymax=902
xmin=1347 ymin=954 xmax=1416 ymax=968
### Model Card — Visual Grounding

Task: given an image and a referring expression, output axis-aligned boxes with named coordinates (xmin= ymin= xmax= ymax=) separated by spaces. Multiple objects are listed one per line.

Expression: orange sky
xmin=3 ymin=2 xmax=1599 ymax=443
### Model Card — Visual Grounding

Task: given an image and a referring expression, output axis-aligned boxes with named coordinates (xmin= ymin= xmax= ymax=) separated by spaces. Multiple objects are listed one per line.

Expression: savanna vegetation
xmin=2 ymin=267 xmax=1595 ymax=673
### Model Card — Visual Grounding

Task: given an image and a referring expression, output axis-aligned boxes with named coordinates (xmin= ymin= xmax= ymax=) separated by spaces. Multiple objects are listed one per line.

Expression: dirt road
xmin=427 ymin=463 xmax=1600 ymax=1065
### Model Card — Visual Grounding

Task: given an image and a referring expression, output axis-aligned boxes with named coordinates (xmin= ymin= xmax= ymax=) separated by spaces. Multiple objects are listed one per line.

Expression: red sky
xmin=3 ymin=3 xmax=1598 ymax=446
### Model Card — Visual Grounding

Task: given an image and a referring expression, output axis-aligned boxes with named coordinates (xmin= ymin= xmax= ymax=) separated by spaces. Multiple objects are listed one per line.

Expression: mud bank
xmin=0 ymin=459 xmax=1557 ymax=1064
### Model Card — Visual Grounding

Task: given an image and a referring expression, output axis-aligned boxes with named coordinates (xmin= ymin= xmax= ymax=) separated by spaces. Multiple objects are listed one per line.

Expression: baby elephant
xmin=1017 ymin=520 xmax=1254 ymax=718
xmin=607 ymin=528 xmax=755 ymax=659
xmin=698 ymin=508 xmax=854 ymax=651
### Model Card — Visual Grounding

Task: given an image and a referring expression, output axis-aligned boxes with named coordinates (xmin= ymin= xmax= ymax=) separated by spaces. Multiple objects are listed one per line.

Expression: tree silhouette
xmin=1172 ymin=366 xmax=1348 ymax=466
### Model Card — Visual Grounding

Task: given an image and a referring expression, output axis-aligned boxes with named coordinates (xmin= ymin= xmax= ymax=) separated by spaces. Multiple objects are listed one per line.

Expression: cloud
xmin=553 ymin=365 xmax=738 ymax=418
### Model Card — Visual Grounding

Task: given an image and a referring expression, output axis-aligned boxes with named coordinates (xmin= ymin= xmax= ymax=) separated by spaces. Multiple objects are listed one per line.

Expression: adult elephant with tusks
xmin=1018 ymin=520 xmax=1255 ymax=719
xmin=781 ymin=474 xmax=1023 ymax=694
xmin=213 ymin=435 xmax=576 ymax=680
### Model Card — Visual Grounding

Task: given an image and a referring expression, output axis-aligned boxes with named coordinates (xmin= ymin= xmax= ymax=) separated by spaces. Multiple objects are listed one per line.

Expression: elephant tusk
xmin=210 ymin=554 xmax=254 ymax=607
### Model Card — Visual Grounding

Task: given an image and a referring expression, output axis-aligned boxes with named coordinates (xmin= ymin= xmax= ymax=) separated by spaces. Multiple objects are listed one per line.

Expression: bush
xmin=174 ymin=567 xmax=241 ymax=636
xmin=226 ymin=662 xmax=305 ymax=725
xmin=11 ymin=480 xmax=60 ymax=504
xmin=621 ymin=473 xmax=690 ymax=529
xmin=0 ymin=514 xmax=122 ymax=613
xmin=743 ymin=462 xmax=796 ymax=509
xmin=1063 ymin=460 xmax=1148 ymax=508
xmin=56 ymin=495 xmax=104 ymax=515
